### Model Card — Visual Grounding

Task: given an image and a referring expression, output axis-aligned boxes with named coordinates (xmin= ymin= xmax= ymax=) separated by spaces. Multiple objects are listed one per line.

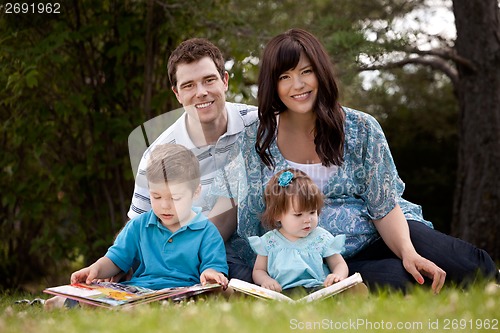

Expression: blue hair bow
xmin=278 ymin=171 xmax=294 ymax=187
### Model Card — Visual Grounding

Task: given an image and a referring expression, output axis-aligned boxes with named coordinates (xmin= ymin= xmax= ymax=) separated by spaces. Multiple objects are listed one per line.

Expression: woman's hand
xmin=374 ymin=204 xmax=447 ymax=294
xmin=401 ymin=251 xmax=446 ymax=294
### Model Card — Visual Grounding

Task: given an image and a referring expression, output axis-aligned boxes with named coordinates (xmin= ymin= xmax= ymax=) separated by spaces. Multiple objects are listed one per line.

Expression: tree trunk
xmin=452 ymin=0 xmax=500 ymax=261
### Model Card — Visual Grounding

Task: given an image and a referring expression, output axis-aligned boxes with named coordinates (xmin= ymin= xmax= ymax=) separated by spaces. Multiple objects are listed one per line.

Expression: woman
xmin=213 ymin=28 xmax=496 ymax=293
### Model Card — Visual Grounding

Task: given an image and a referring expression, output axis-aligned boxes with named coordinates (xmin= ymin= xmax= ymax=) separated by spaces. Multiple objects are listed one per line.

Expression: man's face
xmin=172 ymin=57 xmax=229 ymax=126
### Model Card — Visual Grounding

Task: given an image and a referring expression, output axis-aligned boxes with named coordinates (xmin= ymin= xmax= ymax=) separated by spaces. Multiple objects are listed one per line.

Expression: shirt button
xmin=168 ymin=239 xmax=173 ymax=243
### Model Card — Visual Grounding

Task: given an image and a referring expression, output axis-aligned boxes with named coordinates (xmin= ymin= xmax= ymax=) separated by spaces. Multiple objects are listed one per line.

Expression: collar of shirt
xmin=174 ymin=102 xmax=246 ymax=148
xmin=146 ymin=206 xmax=207 ymax=234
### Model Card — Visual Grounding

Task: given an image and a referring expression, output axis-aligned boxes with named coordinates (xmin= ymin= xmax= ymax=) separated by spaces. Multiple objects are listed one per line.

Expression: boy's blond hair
xmin=146 ymin=144 xmax=200 ymax=191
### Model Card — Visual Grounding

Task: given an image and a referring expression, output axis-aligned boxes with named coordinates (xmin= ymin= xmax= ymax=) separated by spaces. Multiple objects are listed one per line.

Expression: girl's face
xmin=277 ymin=52 xmax=318 ymax=115
xmin=277 ymin=198 xmax=319 ymax=242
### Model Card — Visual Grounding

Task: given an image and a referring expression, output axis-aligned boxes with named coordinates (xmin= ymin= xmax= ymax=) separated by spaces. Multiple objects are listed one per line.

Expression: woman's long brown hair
xmin=256 ymin=28 xmax=345 ymax=168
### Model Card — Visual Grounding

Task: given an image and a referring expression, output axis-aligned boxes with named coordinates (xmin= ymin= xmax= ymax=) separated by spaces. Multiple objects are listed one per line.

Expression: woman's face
xmin=277 ymin=53 xmax=318 ymax=115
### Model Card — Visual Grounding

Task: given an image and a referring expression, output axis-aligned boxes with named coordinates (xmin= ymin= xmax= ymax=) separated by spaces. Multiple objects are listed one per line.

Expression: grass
xmin=1 ymin=282 xmax=498 ymax=333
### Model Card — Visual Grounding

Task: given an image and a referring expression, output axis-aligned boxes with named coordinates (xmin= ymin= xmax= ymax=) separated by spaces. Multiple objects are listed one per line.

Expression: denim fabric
xmin=347 ymin=220 xmax=497 ymax=292
xmin=226 ymin=243 xmax=253 ymax=283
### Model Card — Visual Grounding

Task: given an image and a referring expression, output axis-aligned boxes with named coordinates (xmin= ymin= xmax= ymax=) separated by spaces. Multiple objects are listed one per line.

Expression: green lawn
xmin=1 ymin=282 xmax=498 ymax=333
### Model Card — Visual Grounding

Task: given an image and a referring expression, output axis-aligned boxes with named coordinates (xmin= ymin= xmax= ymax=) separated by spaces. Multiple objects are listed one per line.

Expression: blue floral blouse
xmin=210 ymin=107 xmax=433 ymax=264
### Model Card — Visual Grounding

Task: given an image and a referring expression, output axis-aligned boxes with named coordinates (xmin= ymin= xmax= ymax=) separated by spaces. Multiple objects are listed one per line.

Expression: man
xmin=129 ymin=38 xmax=256 ymax=282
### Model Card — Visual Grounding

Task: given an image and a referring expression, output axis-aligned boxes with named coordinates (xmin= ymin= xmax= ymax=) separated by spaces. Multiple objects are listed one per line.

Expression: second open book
xmin=229 ymin=272 xmax=363 ymax=302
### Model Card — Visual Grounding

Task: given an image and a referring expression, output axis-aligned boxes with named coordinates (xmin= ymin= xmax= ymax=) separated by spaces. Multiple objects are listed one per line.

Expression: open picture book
xmin=229 ymin=272 xmax=363 ymax=303
xmin=43 ymin=282 xmax=222 ymax=309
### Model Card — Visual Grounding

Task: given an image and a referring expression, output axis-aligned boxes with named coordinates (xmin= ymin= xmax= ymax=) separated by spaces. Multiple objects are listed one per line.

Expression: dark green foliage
xmin=347 ymin=68 xmax=458 ymax=232
xmin=1 ymin=1 xmax=146 ymax=290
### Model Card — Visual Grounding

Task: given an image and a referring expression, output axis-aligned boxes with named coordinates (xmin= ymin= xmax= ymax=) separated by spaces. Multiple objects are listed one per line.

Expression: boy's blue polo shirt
xmin=105 ymin=207 xmax=228 ymax=290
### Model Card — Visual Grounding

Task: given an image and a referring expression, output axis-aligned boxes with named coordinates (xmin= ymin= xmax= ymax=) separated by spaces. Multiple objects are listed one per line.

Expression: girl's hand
xmin=324 ymin=273 xmax=345 ymax=287
xmin=260 ymin=278 xmax=282 ymax=292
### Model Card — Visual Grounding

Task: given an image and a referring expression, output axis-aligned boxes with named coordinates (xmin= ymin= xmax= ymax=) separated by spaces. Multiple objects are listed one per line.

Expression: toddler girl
xmin=249 ymin=168 xmax=348 ymax=292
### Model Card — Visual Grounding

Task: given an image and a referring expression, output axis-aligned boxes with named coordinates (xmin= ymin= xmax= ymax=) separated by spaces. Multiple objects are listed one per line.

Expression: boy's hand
xmin=324 ymin=273 xmax=345 ymax=287
xmin=71 ymin=267 xmax=98 ymax=285
xmin=200 ymin=268 xmax=229 ymax=289
xmin=97 ymin=268 xmax=134 ymax=283
xmin=260 ymin=278 xmax=282 ymax=292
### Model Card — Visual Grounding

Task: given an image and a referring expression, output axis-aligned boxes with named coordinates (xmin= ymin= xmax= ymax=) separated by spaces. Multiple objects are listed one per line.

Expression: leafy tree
xmin=347 ymin=68 xmax=458 ymax=232
xmin=352 ymin=0 xmax=500 ymax=259
xmin=1 ymin=1 xmax=145 ymax=289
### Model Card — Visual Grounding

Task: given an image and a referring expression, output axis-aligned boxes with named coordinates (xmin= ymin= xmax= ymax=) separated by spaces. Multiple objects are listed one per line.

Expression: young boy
xmin=45 ymin=144 xmax=228 ymax=309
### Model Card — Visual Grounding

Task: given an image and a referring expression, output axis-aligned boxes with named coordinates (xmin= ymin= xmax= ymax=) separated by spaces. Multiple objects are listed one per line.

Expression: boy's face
xmin=172 ymin=56 xmax=229 ymax=126
xmin=149 ymin=181 xmax=201 ymax=232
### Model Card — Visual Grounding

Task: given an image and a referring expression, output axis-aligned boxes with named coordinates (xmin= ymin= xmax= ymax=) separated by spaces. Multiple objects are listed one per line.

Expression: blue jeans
xmin=226 ymin=243 xmax=253 ymax=283
xmin=347 ymin=220 xmax=497 ymax=292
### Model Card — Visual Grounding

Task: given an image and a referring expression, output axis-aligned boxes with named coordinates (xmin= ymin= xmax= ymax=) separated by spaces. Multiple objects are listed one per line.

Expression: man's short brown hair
xmin=167 ymin=38 xmax=225 ymax=88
